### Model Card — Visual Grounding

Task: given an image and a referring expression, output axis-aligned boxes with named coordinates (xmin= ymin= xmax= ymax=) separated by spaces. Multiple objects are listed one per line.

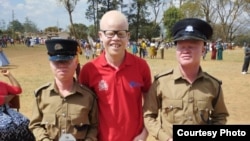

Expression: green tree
xmin=44 ymin=26 xmax=59 ymax=33
xmin=88 ymin=25 xmax=97 ymax=40
xmin=85 ymin=0 xmax=99 ymax=38
xmin=58 ymin=0 xmax=80 ymax=38
xmin=7 ymin=20 xmax=24 ymax=38
xmin=127 ymin=0 xmax=149 ymax=41
xmin=69 ymin=23 xmax=88 ymax=39
xmin=179 ymin=1 xmax=203 ymax=18
xmin=139 ymin=21 xmax=161 ymax=40
xmin=0 ymin=19 xmax=6 ymax=30
xmin=23 ymin=17 xmax=39 ymax=33
xmin=85 ymin=0 xmax=122 ymax=38
xmin=7 ymin=20 xmax=24 ymax=33
xmin=163 ymin=6 xmax=183 ymax=40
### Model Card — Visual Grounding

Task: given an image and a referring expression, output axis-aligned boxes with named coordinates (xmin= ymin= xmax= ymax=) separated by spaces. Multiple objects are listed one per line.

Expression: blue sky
xmin=0 ymin=0 xmax=90 ymax=30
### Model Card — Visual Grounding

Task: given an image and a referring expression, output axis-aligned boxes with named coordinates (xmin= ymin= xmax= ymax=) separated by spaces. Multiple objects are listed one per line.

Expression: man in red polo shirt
xmin=79 ymin=10 xmax=152 ymax=141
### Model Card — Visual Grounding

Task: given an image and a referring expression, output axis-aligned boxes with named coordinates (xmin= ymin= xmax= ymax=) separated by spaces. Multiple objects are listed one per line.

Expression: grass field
xmin=1 ymin=44 xmax=250 ymax=141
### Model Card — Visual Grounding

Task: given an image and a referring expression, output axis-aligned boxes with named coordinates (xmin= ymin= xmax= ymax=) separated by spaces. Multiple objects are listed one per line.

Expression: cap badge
xmin=54 ymin=43 xmax=63 ymax=50
xmin=185 ymin=25 xmax=194 ymax=32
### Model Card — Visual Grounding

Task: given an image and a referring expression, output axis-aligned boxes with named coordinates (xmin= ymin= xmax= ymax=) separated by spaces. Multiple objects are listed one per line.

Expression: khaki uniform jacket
xmin=143 ymin=68 xmax=229 ymax=141
xmin=29 ymin=81 xmax=98 ymax=141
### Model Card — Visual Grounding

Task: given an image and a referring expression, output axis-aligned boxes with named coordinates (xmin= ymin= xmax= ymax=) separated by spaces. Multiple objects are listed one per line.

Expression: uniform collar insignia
xmin=185 ymin=25 xmax=194 ymax=32
xmin=54 ymin=43 xmax=63 ymax=50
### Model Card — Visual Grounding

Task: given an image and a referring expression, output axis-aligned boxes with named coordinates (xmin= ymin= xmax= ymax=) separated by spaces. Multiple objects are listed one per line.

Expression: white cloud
xmin=0 ymin=0 xmax=91 ymax=30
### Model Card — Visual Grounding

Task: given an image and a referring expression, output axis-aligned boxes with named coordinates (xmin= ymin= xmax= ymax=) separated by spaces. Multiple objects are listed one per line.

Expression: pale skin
xmin=99 ymin=10 xmax=130 ymax=69
xmin=98 ymin=10 xmax=148 ymax=141
xmin=49 ymin=57 xmax=78 ymax=97
xmin=167 ymin=39 xmax=205 ymax=141
xmin=176 ymin=40 xmax=205 ymax=83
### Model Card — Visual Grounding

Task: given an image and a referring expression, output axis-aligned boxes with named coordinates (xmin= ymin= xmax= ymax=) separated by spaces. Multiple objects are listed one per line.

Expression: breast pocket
xmin=41 ymin=114 xmax=58 ymax=139
xmin=69 ymin=114 xmax=90 ymax=139
xmin=196 ymin=101 xmax=214 ymax=124
xmin=162 ymin=99 xmax=183 ymax=123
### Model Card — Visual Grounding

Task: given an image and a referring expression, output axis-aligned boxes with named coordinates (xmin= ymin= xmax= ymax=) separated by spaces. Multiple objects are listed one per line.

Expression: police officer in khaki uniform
xmin=143 ymin=18 xmax=229 ymax=141
xmin=29 ymin=39 xmax=98 ymax=141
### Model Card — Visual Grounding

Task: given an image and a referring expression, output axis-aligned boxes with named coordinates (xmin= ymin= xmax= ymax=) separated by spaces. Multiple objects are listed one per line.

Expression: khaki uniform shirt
xmin=143 ymin=68 xmax=229 ymax=141
xmin=29 ymin=81 xmax=98 ymax=141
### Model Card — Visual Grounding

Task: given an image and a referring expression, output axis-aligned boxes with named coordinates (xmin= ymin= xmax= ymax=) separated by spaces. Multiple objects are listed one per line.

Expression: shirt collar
xmin=172 ymin=67 xmax=205 ymax=81
xmin=99 ymin=50 xmax=133 ymax=68
xmin=47 ymin=80 xmax=81 ymax=96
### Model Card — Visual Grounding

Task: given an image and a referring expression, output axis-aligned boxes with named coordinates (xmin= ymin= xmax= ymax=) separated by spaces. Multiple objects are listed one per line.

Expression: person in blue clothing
xmin=132 ymin=41 xmax=138 ymax=55
xmin=216 ymin=39 xmax=223 ymax=60
xmin=0 ymin=47 xmax=10 ymax=66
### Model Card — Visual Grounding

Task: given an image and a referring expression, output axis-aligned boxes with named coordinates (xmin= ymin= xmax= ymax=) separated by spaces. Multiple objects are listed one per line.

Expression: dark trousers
xmin=139 ymin=48 xmax=145 ymax=58
xmin=160 ymin=49 xmax=164 ymax=59
xmin=242 ymin=56 xmax=250 ymax=72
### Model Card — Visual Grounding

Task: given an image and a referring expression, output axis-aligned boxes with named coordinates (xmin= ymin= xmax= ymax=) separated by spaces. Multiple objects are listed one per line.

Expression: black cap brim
xmin=174 ymin=35 xmax=206 ymax=42
xmin=49 ymin=55 xmax=75 ymax=61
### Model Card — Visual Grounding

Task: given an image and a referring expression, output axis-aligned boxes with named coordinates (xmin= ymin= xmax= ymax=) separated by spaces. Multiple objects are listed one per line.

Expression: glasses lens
xmin=117 ymin=31 xmax=127 ymax=38
xmin=105 ymin=31 xmax=115 ymax=38
xmin=103 ymin=30 xmax=127 ymax=38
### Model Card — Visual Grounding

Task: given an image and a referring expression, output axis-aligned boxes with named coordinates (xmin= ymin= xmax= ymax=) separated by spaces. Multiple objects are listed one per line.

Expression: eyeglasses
xmin=100 ymin=30 xmax=128 ymax=38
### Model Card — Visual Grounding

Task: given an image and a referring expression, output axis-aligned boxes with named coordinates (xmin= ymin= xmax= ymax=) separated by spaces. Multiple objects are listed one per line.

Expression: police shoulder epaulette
xmin=154 ymin=69 xmax=173 ymax=81
xmin=79 ymin=84 xmax=97 ymax=99
xmin=34 ymin=82 xmax=51 ymax=97
xmin=204 ymin=72 xmax=222 ymax=85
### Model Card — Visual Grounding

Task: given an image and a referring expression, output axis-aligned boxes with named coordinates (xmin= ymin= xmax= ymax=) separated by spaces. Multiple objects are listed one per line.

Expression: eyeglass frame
xmin=100 ymin=30 xmax=129 ymax=38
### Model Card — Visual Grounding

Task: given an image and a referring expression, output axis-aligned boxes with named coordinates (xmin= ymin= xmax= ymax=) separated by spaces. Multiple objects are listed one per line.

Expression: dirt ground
xmin=1 ymin=44 xmax=250 ymax=141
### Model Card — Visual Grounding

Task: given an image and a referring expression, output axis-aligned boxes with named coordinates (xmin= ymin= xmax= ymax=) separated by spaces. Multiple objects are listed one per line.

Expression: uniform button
xmin=62 ymin=129 xmax=66 ymax=133
xmin=63 ymin=99 xmax=66 ymax=102
xmin=188 ymin=98 xmax=193 ymax=103
xmin=62 ymin=113 xmax=66 ymax=117
xmin=169 ymin=105 xmax=173 ymax=109
xmin=188 ymin=116 xmax=192 ymax=121
xmin=205 ymin=108 xmax=209 ymax=112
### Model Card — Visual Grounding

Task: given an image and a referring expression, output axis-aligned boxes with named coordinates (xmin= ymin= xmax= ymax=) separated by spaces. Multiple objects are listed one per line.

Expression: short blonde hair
xmin=99 ymin=10 xmax=128 ymax=30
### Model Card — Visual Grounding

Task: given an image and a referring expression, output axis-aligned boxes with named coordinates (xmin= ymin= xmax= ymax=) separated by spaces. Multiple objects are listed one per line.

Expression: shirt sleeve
xmin=29 ymin=95 xmax=50 ymax=140
xmin=143 ymin=80 xmax=172 ymax=141
xmin=85 ymin=95 xmax=98 ymax=141
xmin=6 ymin=84 xmax=22 ymax=95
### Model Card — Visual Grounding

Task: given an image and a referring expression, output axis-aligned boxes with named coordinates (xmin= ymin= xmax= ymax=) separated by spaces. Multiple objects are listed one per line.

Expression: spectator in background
xmin=241 ymin=44 xmax=250 ymax=74
xmin=159 ymin=41 xmax=165 ymax=59
xmin=0 ymin=47 xmax=10 ymax=66
xmin=140 ymin=40 xmax=147 ymax=58
xmin=84 ymin=41 xmax=93 ymax=60
xmin=75 ymin=45 xmax=82 ymax=82
xmin=211 ymin=41 xmax=217 ymax=60
xmin=216 ymin=39 xmax=224 ymax=60
xmin=132 ymin=41 xmax=138 ymax=55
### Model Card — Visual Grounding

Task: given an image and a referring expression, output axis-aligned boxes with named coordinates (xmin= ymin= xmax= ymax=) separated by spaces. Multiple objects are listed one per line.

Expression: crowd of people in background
xmin=0 ymin=36 xmax=47 ymax=48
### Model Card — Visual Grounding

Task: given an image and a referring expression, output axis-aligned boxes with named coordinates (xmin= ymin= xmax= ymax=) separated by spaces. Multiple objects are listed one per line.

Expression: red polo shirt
xmin=79 ymin=51 xmax=152 ymax=141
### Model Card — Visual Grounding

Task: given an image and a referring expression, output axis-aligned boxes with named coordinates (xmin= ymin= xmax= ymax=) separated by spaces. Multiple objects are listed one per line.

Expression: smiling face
xmin=176 ymin=40 xmax=204 ymax=67
xmin=98 ymin=10 xmax=130 ymax=57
